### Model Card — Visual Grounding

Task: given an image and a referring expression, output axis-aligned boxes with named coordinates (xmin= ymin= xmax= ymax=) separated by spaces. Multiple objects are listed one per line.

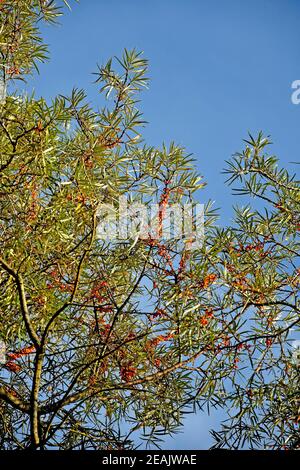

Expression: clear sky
xmin=26 ymin=0 xmax=300 ymax=448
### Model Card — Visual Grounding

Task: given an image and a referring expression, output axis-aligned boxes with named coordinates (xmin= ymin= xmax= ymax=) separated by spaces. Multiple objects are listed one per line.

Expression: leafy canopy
xmin=0 ymin=0 xmax=299 ymax=450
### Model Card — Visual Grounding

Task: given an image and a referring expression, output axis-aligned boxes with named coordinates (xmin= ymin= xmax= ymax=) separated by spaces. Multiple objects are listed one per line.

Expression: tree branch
xmin=0 ymin=386 xmax=29 ymax=413
xmin=0 ymin=257 xmax=40 ymax=349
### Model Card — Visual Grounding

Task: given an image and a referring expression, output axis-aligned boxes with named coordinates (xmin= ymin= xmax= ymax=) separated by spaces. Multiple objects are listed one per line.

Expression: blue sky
xmin=27 ymin=0 xmax=300 ymax=448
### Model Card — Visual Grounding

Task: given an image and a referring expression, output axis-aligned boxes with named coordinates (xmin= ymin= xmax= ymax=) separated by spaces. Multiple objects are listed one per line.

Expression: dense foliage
xmin=0 ymin=1 xmax=299 ymax=449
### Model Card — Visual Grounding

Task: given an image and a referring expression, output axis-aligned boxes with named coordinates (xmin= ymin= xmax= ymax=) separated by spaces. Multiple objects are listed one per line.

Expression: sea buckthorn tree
xmin=210 ymin=133 xmax=300 ymax=449
xmin=0 ymin=1 xmax=299 ymax=450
